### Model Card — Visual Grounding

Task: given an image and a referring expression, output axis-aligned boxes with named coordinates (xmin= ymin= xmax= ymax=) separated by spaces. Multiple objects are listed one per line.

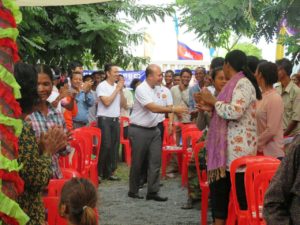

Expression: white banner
xmin=16 ymin=0 xmax=110 ymax=6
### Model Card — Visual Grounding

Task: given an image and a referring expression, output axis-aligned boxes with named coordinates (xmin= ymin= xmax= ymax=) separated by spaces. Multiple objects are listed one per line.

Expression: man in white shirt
xmin=128 ymin=64 xmax=187 ymax=201
xmin=96 ymin=63 xmax=126 ymax=181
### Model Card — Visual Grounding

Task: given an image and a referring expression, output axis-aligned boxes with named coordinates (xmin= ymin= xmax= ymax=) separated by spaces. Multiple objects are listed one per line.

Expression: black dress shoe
xmin=128 ymin=192 xmax=144 ymax=199
xmin=108 ymin=175 xmax=121 ymax=181
xmin=146 ymin=193 xmax=168 ymax=202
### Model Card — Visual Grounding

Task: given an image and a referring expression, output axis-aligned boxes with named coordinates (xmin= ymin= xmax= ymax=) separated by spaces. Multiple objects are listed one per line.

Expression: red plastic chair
xmin=43 ymin=196 xmax=68 ymax=225
xmin=253 ymin=170 xmax=278 ymax=225
xmin=228 ymin=156 xmax=280 ymax=225
xmin=120 ymin=116 xmax=132 ymax=166
xmin=89 ymin=121 xmax=97 ymax=127
xmin=245 ymin=163 xmax=279 ymax=225
xmin=181 ymin=129 xmax=203 ymax=187
xmin=193 ymin=141 xmax=209 ymax=225
xmin=61 ymin=168 xmax=81 ymax=179
xmin=161 ymin=120 xmax=184 ymax=178
xmin=48 ymin=179 xmax=69 ymax=197
xmin=77 ymin=127 xmax=102 ymax=186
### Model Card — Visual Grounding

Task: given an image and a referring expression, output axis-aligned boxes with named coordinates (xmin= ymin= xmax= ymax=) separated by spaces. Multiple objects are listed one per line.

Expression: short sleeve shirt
xmin=275 ymin=81 xmax=300 ymax=136
xmin=156 ymin=85 xmax=173 ymax=123
xmin=130 ymin=81 xmax=160 ymax=127
xmin=96 ymin=80 xmax=120 ymax=118
xmin=171 ymin=85 xmax=190 ymax=123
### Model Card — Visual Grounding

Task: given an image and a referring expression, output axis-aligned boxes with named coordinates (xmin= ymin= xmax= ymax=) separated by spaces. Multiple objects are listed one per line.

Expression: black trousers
xmin=129 ymin=125 xmax=162 ymax=194
xmin=97 ymin=116 xmax=120 ymax=179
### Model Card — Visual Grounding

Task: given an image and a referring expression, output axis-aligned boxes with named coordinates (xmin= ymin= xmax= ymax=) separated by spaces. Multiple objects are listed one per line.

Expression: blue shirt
xmin=189 ymin=84 xmax=201 ymax=110
xmin=73 ymin=91 xmax=95 ymax=123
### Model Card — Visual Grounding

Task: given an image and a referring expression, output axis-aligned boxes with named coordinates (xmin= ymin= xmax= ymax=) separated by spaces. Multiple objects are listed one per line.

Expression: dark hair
xmin=14 ymin=63 xmax=39 ymax=114
xmin=173 ymin=73 xmax=180 ymax=78
xmin=104 ymin=63 xmax=117 ymax=73
xmin=247 ymin=56 xmax=260 ymax=75
xmin=60 ymin=178 xmax=97 ymax=225
xmin=91 ymin=70 xmax=105 ymax=77
xmin=165 ymin=70 xmax=175 ymax=76
xmin=130 ymin=78 xmax=141 ymax=91
xmin=36 ymin=64 xmax=53 ymax=81
xmin=195 ymin=66 xmax=206 ymax=74
xmin=180 ymin=68 xmax=192 ymax=77
xmin=257 ymin=61 xmax=278 ymax=86
xmin=276 ymin=58 xmax=293 ymax=76
xmin=211 ymin=67 xmax=223 ymax=81
xmin=83 ymin=75 xmax=93 ymax=82
xmin=211 ymin=57 xmax=225 ymax=70
xmin=68 ymin=61 xmax=83 ymax=76
xmin=225 ymin=50 xmax=262 ymax=100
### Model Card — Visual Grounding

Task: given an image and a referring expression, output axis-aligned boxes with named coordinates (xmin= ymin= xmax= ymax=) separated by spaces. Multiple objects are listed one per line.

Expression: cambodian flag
xmin=177 ymin=41 xmax=203 ymax=60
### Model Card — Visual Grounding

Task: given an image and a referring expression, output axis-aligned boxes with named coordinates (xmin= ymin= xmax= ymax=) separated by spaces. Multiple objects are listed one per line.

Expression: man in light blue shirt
xmin=188 ymin=67 xmax=206 ymax=112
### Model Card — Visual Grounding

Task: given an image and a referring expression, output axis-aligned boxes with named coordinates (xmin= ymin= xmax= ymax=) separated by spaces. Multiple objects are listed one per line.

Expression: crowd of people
xmin=12 ymin=49 xmax=300 ymax=224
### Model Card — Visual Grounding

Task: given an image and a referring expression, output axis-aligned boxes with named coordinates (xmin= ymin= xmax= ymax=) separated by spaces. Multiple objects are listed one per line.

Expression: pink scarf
xmin=206 ymin=72 xmax=245 ymax=183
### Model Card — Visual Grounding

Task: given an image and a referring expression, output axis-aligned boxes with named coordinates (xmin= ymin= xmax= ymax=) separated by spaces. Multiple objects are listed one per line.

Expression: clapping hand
xmin=39 ymin=126 xmax=68 ymax=156
xmin=82 ymin=80 xmax=93 ymax=93
xmin=200 ymin=88 xmax=217 ymax=106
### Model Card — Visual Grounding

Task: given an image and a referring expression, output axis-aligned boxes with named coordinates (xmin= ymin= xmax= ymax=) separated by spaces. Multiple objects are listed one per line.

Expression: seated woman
xmin=59 ymin=178 xmax=98 ymax=225
xmin=182 ymin=67 xmax=227 ymax=209
xmin=28 ymin=64 xmax=70 ymax=179
xmin=15 ymin=62 xmax=67 ymax=225
xmin=255 ymin=61 xmax=285 ymax=158
xmin=263 ymin=135 xmax=300 ymax=224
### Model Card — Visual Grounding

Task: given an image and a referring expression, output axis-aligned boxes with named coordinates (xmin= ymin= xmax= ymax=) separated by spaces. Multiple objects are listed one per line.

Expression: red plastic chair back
xmin=230 ymin=156 xmax=280 ymax=220
xmin=253 ymin=170 xmax=278 ymax=225
xmin=181 ymin=130 xmax=202 ymax=152
xmin=162 ymin=119 xmax=177 ymax=146
xmin=120 ymin=116 xmax=130 ymax=142
xmin=78 ymin=127 xmax=102 ymax=161
xmin=245 ymin=162 xmax=280 ymax=224
xmin=48 ymin=179 xmax=68 ymax=197
xmin=43 ymin=196 xmax=68 ymax=225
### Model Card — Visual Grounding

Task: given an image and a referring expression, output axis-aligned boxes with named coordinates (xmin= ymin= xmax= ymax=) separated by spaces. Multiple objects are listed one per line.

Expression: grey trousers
xmin=97 ymin=117 xmax=120 ymax=178
xmin=129 ymin=125 xmax=162 ymax=194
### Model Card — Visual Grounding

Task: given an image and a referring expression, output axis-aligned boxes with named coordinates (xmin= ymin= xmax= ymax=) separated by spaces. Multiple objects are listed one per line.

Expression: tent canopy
xmin=16 ymin=0 xmax=110 ymax=6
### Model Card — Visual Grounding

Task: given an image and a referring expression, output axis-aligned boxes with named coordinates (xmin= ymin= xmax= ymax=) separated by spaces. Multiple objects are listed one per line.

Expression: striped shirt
xmin=29 ymin=103 xmax=71 ymax=179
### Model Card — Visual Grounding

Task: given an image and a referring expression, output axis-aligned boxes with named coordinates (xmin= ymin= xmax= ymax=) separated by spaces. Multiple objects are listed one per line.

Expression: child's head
xmin=59 ymin=178 xmax=98 ymax=225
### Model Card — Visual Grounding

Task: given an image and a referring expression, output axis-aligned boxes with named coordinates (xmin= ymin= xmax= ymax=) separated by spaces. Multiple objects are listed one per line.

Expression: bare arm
xmin=100 ymin=89 xmax=120 ymax=107
xmin=284 ymin=120 xmax=298 ymax=136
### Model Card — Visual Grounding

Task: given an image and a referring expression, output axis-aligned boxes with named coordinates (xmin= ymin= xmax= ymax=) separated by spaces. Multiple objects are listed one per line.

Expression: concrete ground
xmin=97 ymin=163 xmax=208 ymax=225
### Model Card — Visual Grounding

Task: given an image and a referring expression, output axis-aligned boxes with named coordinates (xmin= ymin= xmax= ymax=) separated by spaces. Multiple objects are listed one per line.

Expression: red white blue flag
xmin=177 ymin=41 xmax=203 ymax=60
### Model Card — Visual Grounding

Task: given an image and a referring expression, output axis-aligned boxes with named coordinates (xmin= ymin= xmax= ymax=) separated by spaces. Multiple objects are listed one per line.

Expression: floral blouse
xmin=215 ymin=78 xmax=257 ymax=169
xmin=17 ymin=121 xmax=52 ymax=225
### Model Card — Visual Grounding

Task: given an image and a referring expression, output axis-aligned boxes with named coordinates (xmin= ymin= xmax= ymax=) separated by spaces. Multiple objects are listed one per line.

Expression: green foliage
xmin=232 ymin=42 xmax=262 ymax=59
xmin=18 ymin=1 xmax=174 ymax=70
xmin=177 ymin=0 xmax=300 ymax=63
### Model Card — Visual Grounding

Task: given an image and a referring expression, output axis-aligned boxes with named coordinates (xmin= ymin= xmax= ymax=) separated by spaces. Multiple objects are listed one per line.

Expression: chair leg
xmin=161 ymin=152 xmax=167 ymax=178
xmin=125 ymin=143 xmax=131 ymax=166
xmin=201 ymin=188 xmax=209 ymax=225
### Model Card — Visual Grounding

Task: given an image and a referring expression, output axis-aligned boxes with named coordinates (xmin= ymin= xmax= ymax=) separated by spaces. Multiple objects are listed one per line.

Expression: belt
xmin=73 ymin=120 xmax=87 ymax=125
xmin=130 ymin=124 xmax=157 ymax=130
xmin=98 ymin=116 xmax=119 ymax=122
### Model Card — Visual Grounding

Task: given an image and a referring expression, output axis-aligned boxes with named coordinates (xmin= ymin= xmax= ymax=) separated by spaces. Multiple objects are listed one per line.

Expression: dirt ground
xmin=97 ymin=163 xmax=212 ymax=225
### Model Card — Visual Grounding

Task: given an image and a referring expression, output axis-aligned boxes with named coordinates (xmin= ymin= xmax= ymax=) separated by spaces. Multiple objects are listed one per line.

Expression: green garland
xmin=0 ymin=153 xmax=22 ymax=172
xmin=0 ymin=64 xmax=21 ymax=99
xmin=0 ymin=114 xmax=22 ymax=137
xmin=0 ymin=28 xmax=19 ymax=41
xmin=0 ymin=181 xmax=29 ymax=225
xmin=2 ymin=0 xmax=22 ymax=24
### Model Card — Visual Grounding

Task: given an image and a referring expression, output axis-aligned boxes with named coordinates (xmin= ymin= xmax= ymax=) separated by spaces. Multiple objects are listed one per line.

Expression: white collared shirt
xmin=130 ymin=81 xmax=161 ymax=127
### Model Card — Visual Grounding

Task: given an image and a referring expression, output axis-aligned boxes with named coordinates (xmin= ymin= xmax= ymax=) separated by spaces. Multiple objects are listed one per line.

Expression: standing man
xmin=128 ymin=64 xmax=187 ymax=201
xmin=188 ymin=67 xmax=206 ymax=112
xmin=171 ymin=68 xmax=192 ymax=146
xmin=97 ymin=64 xmax=126 ymax=181
xmin=164 ymin=70 xmax=174 ymax=89
xmin=275 ymin=58 xmax=300 ymax=136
